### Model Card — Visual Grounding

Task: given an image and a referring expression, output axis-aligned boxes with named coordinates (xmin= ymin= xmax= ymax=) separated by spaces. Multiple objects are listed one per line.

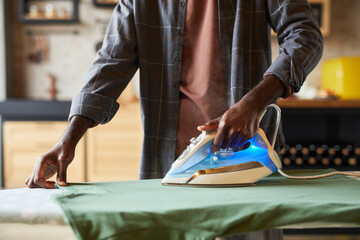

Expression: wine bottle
xmin=301 ymin=146 xmax=309 ymax=156
xmin=348 ymin=146 xmax=358 ymax=166
xmin=334 ymin=157 xmax=342 ymax=166
xmin=295 ymin=144 xmax=303 ymax=153
xmin=308 ymin=156 xmax=316 ymax=165
xmin=308 ymin=144 xmax=316 ymax=153
xmin=321 ymin=157 xmax=330 ymax=166
xmin=280 ymin=144 xmax=290 ymax=166
xmin=316 ymin=146 xmax=325 ymax=155
xmin=283 ymin=157 xmax=291 ymax=166
xmin=295 ymin=157 xmax=304 ymax=166
xmin=341 ymin=145 xmax=352 ymax=157
xmin=348 ymin=157 xmax=357 ymax=166
xmin=289 ymin=154 xmax=297 ymax=165
xmin=289 ymin=146 xmax=297 ymax=155
xmin=306 ymin=144 xmax=317 ymax=165
xmin=354 ymin=147 xmax=360 ymax=156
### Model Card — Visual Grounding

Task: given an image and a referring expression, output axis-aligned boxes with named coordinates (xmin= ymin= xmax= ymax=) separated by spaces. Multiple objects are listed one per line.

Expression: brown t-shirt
xmin=176 ymin=0 xmax=228 ymax=157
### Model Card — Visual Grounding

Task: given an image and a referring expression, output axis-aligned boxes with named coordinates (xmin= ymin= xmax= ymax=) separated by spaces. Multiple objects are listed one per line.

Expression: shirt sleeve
xmin=69 ymin=0 xmax=138 ymax=125
xmin=264 ymin=0 xmax=323 ymax=94
xmin=263 ymin=73 xmax=293 ymax=98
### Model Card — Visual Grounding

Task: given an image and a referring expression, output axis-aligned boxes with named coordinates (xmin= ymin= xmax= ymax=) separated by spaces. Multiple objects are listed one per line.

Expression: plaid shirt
xmin=69 ymin=0 xmax=323 ymax=179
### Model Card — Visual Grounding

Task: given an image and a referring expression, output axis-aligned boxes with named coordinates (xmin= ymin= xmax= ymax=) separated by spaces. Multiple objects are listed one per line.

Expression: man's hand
xmin=198 ymin=98 xmax=264 ymax=149
xmin=25 ymin=142 xmax=75 ymax=189
xmin=25 ymin=115 xmax=93 ymax=189
xmin=198 ymin=75 xmax=288 ymax=149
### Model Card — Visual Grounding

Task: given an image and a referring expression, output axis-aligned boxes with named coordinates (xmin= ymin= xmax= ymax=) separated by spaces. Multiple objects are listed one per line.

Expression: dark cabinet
xmin=278 ymin=99 xmax=360 ymax=171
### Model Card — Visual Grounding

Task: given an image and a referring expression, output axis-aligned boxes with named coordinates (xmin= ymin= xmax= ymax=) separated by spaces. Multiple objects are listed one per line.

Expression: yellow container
xmin=322 ymin=57 xmax=360 ymax=99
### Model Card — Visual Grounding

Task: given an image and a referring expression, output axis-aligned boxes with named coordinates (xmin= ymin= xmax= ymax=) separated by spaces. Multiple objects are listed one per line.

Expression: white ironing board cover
xmin=0 ymin=188 xmax=66 ymax=225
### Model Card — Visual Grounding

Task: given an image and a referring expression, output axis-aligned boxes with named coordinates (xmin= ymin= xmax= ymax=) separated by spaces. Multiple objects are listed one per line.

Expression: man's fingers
xmin=57 ymin=160 xmax=68 ymax=186
xmin=26 ymin=176 xmax=40 ymax=188
xmin=34 ymin=177 xmax=56 ymax=189
xmin=25 ymin=176 xmax=30 ymax=185
xmin=197 ymin=118 xmax=220 ymax=131
xmin=213 ymin=128 xmax=225 ymax=148
xmin=27 ymin=174 xmax=56 ymax=189
xmin=28 ymin=183 xmax=41 ymax=188
xmin=227 ymin=132 xmax=241 ymax=149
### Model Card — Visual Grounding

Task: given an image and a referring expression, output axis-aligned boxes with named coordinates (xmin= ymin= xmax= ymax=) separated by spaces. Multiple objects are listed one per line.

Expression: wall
xmin=10 ymin=0 xmax=360 ymax=100
xmin=11 ymin=0 xmax=114 ymax=100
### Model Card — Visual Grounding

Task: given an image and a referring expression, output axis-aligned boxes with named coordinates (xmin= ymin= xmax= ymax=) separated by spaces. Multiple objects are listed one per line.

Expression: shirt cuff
xmin=263 ymin=73 xmax=294 ymax=99
xmin=68 ymin=92 xmax=119 ymax=125
xmin=264 ymin=54 xmax=305 ymax=94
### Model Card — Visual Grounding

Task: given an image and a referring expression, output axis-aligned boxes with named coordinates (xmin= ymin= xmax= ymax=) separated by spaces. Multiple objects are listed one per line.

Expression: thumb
xmin=57 ymin=159 xmax=68 ymax=186
xmin=197 ymin=117 xmax=220 ymax=131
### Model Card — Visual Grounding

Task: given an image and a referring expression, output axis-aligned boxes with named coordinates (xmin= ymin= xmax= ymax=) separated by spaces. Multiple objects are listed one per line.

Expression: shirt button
xmin=180 ymin=1 xmax=185 ymax=7
xmin=175 ymin=56 xmax=180 ymax=62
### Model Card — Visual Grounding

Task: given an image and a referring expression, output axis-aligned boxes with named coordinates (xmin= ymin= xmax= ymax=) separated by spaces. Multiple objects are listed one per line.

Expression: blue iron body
xmin=162 ymin=129 xmax=282 ymax=186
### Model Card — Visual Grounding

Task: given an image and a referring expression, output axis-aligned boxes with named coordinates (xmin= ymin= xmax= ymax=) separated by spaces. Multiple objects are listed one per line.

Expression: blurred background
xmin=1 ymin=0 xmax=359 ymax=100
xmin=0 ymin=0 xmax=359 ymax=189
xmin=0 ymin=0 xmax=360 ymax=239
xmin=0 ymin=0 xmax=359 ymax=192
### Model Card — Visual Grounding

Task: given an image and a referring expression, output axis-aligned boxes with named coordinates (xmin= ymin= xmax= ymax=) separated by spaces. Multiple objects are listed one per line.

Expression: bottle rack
xmin=18 ymin=0 xmax=79 ymax=24
xmin=280 ymin=143 xmax=360 ymax=171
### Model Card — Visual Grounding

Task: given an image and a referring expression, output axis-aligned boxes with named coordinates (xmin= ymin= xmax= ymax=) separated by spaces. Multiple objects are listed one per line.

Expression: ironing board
xmin=1 ymin=169 xmax=360 ymax=240
xmin=0 ymin=188 xmax=75 ymax=240
xmin=0 ymin=188 xmax=65 ymax=225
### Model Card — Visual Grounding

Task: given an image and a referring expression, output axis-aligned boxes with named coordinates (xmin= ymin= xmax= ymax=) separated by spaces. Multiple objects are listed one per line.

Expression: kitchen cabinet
xmin=1 ymin=100 xmax=143 ymax=187
xmin=86 ymin=101 xmax=142 ymax=182
xmin=3 ymin=121 xmax=86 ymax=188
xmin=18 ymin=0 xmax=79 ymax=24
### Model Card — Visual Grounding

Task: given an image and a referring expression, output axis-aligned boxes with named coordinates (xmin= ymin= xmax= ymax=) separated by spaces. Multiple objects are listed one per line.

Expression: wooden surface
xmin=278 ymin=98 xmax=360 ymax=108
xmin=3 ymin=121 xmax=86 ymax=189
xmin=86 ymin=101 xmax=142 ymax=182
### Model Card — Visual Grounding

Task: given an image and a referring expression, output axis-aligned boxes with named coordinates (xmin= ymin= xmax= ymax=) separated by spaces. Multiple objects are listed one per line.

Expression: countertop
xmin=1 ymin=98 xmax=360 ymax=120
xmin=0 ymin=99 xmax=71 ymax=120
xmin=278 ymin=98 xmax=360 ymax=108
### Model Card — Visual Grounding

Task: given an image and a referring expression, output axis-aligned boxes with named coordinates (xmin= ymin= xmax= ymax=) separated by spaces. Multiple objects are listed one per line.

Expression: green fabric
xmin=53 ymin=169 xmax=360 ymax=240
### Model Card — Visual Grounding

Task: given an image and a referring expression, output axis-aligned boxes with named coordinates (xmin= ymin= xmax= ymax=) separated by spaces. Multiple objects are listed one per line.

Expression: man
xmin=26 ymin=0 xmax=322 ymax=239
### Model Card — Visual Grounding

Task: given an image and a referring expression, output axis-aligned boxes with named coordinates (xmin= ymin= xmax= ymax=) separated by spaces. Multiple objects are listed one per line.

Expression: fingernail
xmin=58 ymin=181 xmax=66 ymax=186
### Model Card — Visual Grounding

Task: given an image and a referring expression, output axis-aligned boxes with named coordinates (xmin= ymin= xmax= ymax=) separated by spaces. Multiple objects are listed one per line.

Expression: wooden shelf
xmin=18 ymin=0 xmax=79 ymax=24
xmin=92 ymin=0 xmax=117 ymax=8
xmin=278 ymin=99 xmax=360 ymax=108
xmin=24 ymin=13 xmax=73 ymax=20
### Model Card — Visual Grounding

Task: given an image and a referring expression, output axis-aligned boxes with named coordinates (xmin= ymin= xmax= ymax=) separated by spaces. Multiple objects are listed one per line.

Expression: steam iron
xmin=162 ymin=104 xmax=360 ymax=186
xmin=162 ymin=105 xmax=282 ymax=186
xmin=162 ymin=128 xmax=281 ymax=186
